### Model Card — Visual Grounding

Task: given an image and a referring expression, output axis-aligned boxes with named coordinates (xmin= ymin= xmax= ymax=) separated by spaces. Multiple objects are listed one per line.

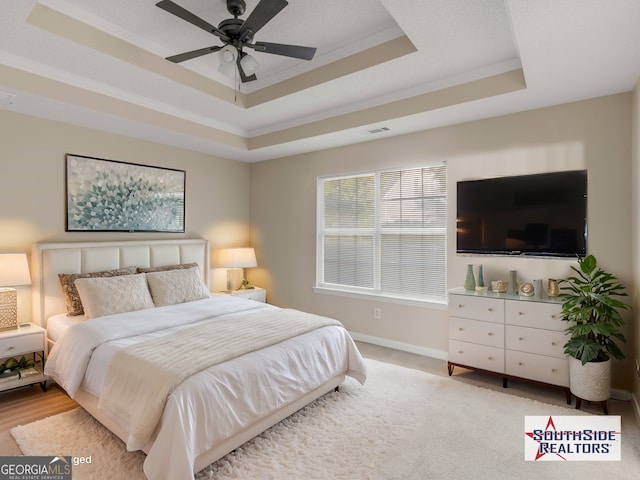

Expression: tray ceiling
xmin=0 ymin=0 xmax=639 ymax=162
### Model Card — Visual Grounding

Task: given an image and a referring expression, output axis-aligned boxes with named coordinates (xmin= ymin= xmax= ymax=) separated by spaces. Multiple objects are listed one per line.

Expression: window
xmin=317 ymin=164 xmax=447 ymax=303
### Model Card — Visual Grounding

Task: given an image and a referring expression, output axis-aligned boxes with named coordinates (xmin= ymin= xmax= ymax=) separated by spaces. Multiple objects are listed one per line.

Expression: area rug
xmin=11 ymin=359 xmax=640 ymax=480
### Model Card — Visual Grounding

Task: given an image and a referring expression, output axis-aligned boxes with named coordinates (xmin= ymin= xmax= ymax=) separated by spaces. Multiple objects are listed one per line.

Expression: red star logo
xmin=525 ymin=416 xmax=567 ymax=461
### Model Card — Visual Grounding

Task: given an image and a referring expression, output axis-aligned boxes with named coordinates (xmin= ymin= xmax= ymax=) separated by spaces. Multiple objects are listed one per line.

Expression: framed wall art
xmin=65 ymin=154 xmax=185 ymax=232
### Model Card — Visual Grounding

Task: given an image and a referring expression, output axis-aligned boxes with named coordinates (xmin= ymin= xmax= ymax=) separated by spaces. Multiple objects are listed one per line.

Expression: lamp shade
xmin=0 ymin=253 xmax=31 ymax=286
xmin=223 ymin=248 xmax=257 ymax=269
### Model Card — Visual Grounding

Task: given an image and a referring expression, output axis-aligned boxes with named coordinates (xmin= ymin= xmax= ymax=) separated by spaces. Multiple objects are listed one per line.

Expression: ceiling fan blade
xmin=156 ymin=0 xmax=227 ymax=40
xmin=252 ymin=41 xmax=316 ymax=60
xmin=237 ymin=52 xmax=257 ymax=83
xmin=240 ymin=0 xmax=288 ymax=37
xmin=166 ymin=45 xmax=222 ymax=63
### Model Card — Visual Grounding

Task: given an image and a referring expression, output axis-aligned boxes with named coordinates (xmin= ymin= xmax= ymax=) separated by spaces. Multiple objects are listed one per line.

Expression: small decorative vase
xmin=464 ymin=264 xmax=476 ymax=290
xmin=509 ymin=270 xmax=518 ymax=295
xmin=476 ymin=265 xmax=484 ymax=287
xmin=547 ymin=279 xmax=559 ymax=297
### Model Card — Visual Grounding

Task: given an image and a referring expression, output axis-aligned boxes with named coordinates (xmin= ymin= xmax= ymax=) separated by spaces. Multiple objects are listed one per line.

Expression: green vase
xmin=477 ymin=264 xmax=485 ymax=288
xmin=464 ymin=264 xmax=476 ymax=290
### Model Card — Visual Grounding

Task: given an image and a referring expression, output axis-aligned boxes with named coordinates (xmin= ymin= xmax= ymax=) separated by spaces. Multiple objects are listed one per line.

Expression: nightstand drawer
xmin=234 ymin=289 xmax=266 ymax=302
xmin=449 ymin=317 xmax=504 ymax=348
xmin=449 ymin=339 xmax=505 ymax=373
xmin=215 ymin=287 xmax=267 ymax=303
xmin=0 ymin=332 xmax=44 ymax=357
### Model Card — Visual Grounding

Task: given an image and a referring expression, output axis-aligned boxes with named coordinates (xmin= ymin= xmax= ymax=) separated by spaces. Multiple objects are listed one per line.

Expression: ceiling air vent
xmin=0 ymin=91 xmax=15 ymax=105
xmin=366 ymin=126 xmax=390 ymax=134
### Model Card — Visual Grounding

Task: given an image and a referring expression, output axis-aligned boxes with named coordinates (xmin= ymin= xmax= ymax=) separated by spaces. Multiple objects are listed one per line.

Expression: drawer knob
xmin=458 ymin=350 xmax=464 ymax=354
xmin=487 ymin=356 xmax=493 ymax=360
xmin=487 ymin=332 xmax=493 ymax=336
xmin=518 ymin=311 xmax=524 ymax=315
xmin=7 ymin=346 xmax=15 ymax=351
xmin=488 ymin=308 xmax=493 ymax=312
xmin=551 ymin=342 xmax=556 ymax=346
xmin=458 ymin=327 xmax=464 ymax=331
xmin=551 ymin=315 xmax=557 ymax=319
xmin=518 ymin=337 xmax=524 ymax=341
xmin=458 ymin=304 xmax=464 ymax=308
xmin=551 ymin=368 xmax=557 ymax=373
xmin=518 ymin=362 xmax=523 ymax=366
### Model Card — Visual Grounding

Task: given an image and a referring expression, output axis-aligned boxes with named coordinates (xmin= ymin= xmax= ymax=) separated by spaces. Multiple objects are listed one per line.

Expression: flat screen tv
xmin=456 ymin=170 xmax=587 ymax=257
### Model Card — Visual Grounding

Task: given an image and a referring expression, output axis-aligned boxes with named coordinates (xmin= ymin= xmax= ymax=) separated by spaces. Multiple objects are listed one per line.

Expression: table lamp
xmin=0 ymin=253 xmax=32 ymax=331
xmin=223 ymin=248 xmax=257 ymax=291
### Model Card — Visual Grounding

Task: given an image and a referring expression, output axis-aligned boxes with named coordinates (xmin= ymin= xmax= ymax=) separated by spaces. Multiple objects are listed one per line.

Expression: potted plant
xmin=0 ymin=356 xmax=34 ymax=381
xmin=559 ymin=255 xmax=630 ymax=406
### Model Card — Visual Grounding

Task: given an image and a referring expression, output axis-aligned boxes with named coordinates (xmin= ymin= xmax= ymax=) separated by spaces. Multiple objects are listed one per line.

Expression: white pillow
xmin=145 ymin=266 xmax=210 ymax=307
xmin=74 ymin=273 xmax=155 ymax=319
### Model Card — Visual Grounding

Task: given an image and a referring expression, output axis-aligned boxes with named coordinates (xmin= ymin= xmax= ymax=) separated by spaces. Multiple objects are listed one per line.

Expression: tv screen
xmin=456 ymin=170 xmax=587 ymax=257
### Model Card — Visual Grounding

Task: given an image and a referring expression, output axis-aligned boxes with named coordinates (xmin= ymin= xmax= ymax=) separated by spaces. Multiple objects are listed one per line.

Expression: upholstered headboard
xmin=31 ymin=239 xmax=210 ymax=327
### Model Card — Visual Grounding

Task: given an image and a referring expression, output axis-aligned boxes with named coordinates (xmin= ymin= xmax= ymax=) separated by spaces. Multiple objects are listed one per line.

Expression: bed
xmin=32 ymin=239 xmax=367 ymax=480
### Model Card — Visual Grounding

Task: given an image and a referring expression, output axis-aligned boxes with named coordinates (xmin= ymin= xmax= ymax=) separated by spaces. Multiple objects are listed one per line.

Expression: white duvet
xmin=45 ymin=296 xmax=367 ymax=480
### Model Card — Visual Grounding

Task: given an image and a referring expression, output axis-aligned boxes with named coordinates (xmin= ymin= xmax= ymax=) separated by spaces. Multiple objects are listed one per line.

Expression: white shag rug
xmin=11 ymin=359 xmax=640 ymax=480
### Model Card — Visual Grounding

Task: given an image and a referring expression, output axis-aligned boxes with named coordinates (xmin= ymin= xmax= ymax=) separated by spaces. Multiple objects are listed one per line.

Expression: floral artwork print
xmin=66 ymin=155 xmax=185 ymax=232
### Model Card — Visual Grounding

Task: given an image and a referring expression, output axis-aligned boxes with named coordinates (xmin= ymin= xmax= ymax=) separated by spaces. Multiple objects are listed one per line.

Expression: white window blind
xmin=318 ymin=164 xmax=447 ymax=302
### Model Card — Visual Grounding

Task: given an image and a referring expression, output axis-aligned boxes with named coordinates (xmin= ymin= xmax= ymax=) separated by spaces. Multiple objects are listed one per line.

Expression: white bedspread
xmin=45 ymin=296 xmax=367 ymax=480
xmin=45 ymin=296 xmax=265 ymax=397
xmin=100 ymin=307 xmax=342 ymax=449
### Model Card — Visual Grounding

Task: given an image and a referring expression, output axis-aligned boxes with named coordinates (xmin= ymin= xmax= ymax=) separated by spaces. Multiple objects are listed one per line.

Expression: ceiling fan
xmin=156 ymin=0 xmax=317 ymax=82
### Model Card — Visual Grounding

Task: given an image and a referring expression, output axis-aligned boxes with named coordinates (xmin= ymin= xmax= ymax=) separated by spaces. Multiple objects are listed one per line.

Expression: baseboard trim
xmin=349 ymin=331 xmax=448 ymax=361
xmin=611 ymin=388 xmax=631 ymax=402
xmin=631 ymin=392 xmax=640 ymax=426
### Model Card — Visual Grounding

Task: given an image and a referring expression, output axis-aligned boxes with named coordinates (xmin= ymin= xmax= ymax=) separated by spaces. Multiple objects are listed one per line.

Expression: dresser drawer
xmin=449 ymin=339 xmax=505 ymax=373
xmin=505 ymin=325 xmax=566 ymax=358
xmin=505 ymin=300 xmax=563 ymax=331
xmin=506 ymin=350 xmax=569 ymax=387
xmin=449 ymin=295 xmax=504 ymax=323
xmin=0 ymin=332 xmax=44 ymax=357
xmin=449 ymin=317 xmax=504 ymax=349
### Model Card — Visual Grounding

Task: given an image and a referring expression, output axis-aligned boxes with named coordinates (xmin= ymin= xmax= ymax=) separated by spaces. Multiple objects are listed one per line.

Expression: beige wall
xmin=1 ymin=92 xmax=636 ymax=394
xmin=0 ymin=110 xmax=251 ymax=321
xmin=250 ymin=93 xmax=635 ymax=390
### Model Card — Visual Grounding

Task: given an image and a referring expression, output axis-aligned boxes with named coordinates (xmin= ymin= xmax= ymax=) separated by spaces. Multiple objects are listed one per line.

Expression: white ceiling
xmin=1 ymin=0 xmax=639 ymax=162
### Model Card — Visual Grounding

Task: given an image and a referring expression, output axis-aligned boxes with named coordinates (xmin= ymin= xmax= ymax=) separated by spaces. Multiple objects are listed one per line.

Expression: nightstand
xmin=0 ymin=324 xmax=46 ymax=393
xmin=216 ymin=287 xmax=266 ymax=303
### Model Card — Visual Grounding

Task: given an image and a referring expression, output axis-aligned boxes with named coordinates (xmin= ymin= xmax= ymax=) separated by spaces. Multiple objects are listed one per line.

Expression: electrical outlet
xmin=373 ymin=307 xmax=381 ymax=320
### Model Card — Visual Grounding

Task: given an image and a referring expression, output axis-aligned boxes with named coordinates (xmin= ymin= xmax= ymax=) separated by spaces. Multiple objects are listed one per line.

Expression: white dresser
xmin=448 ymin=287 xmax=570 ymax=402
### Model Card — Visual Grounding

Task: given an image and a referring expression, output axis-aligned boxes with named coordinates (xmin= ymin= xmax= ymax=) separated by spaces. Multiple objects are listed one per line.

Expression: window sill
xmin=312 ymin=286 xmax=448 ymax=310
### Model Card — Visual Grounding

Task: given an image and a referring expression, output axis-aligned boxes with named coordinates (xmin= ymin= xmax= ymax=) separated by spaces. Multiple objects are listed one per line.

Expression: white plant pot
xmin=569 ymin=357 xmax=611 ymax=401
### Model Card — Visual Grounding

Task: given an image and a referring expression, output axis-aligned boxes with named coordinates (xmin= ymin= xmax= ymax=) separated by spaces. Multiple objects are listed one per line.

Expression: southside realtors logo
xmin=524 ymin=416 xmax=621 ymax=461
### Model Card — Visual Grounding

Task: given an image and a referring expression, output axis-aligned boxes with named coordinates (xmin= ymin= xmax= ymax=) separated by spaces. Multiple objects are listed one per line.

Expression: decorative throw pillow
xmin=74 ymin=273 xmax=155 ymax=319
xmin=58 ymin=266 xmax=137 ymax=316
xmin=145 ymin=266 xmax=210 ymax=307
xmin=136 ymin=263 xmax=198 ymax=274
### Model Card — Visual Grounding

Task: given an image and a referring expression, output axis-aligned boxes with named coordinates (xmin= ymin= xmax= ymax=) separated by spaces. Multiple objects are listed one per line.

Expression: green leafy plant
xmin=559 ymin=255 xmax=629 ymax=365
xmin=0 ymin=356 xmax=34 ymax=378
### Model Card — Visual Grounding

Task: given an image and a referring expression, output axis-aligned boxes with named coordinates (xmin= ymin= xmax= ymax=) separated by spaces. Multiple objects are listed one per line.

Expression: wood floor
xmin=1 ymin=341 xmax=637 ymax=456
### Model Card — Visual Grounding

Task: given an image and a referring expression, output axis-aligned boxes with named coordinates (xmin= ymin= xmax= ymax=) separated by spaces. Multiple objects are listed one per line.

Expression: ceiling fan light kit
xmin=156 ymin=0 xmax=317 ymax=83
xmin=220 ymin=44 xmax=238 ymax=63
xmin=240 ymin=54 xmax=259 ymax=75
